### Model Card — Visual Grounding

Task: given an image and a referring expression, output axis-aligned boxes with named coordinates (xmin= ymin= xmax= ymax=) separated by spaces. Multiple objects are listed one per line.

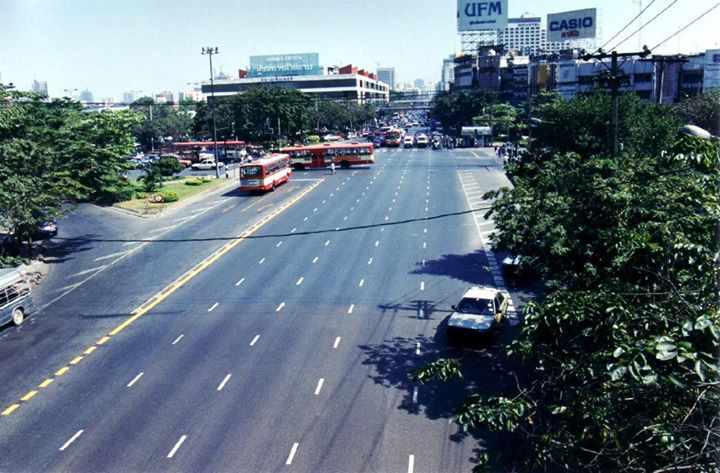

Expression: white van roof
xmin=0 ymin=268 xmax=24 ymax=288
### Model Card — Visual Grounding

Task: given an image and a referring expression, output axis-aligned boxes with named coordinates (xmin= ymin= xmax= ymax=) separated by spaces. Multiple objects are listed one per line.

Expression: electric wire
xmin=598 ymin=0 xmax=659 ymax=52
xmin=650 ymin=0 xmax=720 ymax=50
xmin=609 ymin=0 xmax=680 ymax=52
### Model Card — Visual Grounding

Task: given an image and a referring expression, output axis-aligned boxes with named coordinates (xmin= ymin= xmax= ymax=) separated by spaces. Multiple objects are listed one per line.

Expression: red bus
xmin=385 ymin=129 xmax=403 ymax=147
xmin=238 ymin=153 xmax=292 ymax=192
xmin=166 ymin=140 xmax=246 ymax=162
xmin=279 ymin=143 xmax=375 ymax=170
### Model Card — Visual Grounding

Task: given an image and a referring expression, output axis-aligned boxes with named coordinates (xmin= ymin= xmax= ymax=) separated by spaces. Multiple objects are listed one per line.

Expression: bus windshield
xmin=240 ymin=166 xmax=263 ymax=178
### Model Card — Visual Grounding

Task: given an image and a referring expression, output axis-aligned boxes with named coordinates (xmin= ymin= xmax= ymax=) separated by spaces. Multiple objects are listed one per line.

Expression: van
xmin=0 ymin=268 xmax=33 ymax=327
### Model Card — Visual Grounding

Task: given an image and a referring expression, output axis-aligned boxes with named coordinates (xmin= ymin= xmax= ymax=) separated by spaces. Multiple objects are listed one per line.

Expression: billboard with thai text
xmin=457 ymin=0 xmax=508 ymax=31
xmin=547 ymin=8 xmax=597 ymax=42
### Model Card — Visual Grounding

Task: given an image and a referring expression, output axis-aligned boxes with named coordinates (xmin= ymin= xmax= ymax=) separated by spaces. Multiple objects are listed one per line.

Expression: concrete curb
xmin=111 ymin=176 xmax=240 ymax=219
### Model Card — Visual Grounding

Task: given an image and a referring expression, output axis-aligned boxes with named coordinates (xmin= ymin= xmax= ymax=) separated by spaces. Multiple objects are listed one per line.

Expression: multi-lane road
xmin=0 ymin=145 xmax=518 ymax=472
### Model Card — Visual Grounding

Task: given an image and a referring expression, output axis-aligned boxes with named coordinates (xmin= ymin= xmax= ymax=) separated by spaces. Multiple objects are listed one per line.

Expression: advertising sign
xmin=457 ymin=0 xmax=508 ymax=31
xmin=703 ymin=49 xmax=720 ymax=89
xmin=547 ymin=8 xmax=597 ymax=42
xmin=249 ymin=53 xmax=322 ymax=77
xmin=557 ymin=61 xmax=577 ymax=84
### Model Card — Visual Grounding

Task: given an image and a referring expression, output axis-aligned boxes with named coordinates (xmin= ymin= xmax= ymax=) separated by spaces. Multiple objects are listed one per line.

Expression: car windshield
xmin=455 ymin=297 xmax=495 ymax=316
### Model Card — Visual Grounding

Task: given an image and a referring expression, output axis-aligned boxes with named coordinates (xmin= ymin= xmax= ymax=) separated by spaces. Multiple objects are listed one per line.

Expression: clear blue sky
xmin=1 ymin=0 xmax=718 ymax=101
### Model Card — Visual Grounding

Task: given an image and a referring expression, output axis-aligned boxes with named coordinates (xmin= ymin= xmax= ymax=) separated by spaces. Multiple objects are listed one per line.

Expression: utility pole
xmin=202 ymin=46 xmax=221 ymax=178
xmin=639 ymin=55 xmax=688 ymax=104
xmin=580 ymin=46 xmax=651 ymax=155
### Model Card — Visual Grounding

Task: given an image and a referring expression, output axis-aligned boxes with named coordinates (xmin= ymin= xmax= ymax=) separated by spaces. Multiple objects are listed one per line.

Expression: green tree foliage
xmin=130 ymin=97 xmax=193 ymax=151
xmin=194 ymin=88 xmax=312 ymax=143
xmin=414 ymin=92 xmax=719 ymax=471
xmin=0 ymin=86 xmax=139 ymax=261
xmin=310 ymin=100 xmax=378 ymax=132
xmin=473 ymin=103 xmax=519 ymax=139
xmin=431 ymin=89 xmax=499 ymax=135
xmin=530 ymin=90 xmax=681 ymax=158
xmin=671 ymin=89 xmax=720 ymax=137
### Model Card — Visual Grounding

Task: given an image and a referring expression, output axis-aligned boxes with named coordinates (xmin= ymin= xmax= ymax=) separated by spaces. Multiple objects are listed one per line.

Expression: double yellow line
xmin=1 ymin=180 xmax=323 ymax=417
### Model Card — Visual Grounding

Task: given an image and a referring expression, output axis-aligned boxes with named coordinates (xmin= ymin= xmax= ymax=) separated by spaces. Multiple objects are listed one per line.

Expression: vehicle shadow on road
xmin=411 ymin=250 xmax=496 ymax=285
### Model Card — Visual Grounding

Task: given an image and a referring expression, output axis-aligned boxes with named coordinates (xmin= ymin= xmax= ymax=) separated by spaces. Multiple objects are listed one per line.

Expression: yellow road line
xmin=20 ymin=391 xmax=38 ymax=402
xmin=1 ymin=179 xmax=323 ymax=417
xmin=1 ymin=404 xmax=20 ymax=416
xmin=39 ymin=379 xmax=53 ymax=388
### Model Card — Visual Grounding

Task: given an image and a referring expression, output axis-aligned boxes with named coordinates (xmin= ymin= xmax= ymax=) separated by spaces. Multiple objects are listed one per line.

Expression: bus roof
xmin=280 ymin=143 xmax=373 ymax=152
xmin=171 ymin=140 xmax=246 ymax=147
xmin=241 ymin=153 xmax=289 ymax=166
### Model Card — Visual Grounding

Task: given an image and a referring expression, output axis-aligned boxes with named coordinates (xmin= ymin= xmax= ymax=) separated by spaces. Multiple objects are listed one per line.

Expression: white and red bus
xmin=279 ymin=143 xmax=375 ymax=170
xmin=238 ymin=153 xmax=292 ymax=192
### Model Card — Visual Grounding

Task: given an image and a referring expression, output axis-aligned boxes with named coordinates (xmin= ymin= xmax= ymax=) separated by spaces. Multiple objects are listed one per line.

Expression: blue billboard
xmin=248 ymin=53 xmax=322 ymax=77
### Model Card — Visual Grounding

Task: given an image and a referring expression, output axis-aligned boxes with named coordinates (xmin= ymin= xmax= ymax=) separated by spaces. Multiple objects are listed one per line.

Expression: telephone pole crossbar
xmin=580 ymin=47 xmax=651 ymax=155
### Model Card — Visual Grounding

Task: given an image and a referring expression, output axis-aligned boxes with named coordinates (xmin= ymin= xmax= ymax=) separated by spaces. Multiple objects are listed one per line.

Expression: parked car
xmin=36 ymin=219 xmax=58 ymax=238
xmin=447 ymin=286 xmax=509 ymax=344
xmin=191 ymin=159 xmax=224 ymax=171
xmin=501 ymin=254 xmax=538 ymax=284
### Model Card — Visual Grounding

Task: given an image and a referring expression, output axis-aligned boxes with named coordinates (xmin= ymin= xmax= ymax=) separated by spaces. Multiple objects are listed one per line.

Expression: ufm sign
xmin=457 ymin=0 xmax=508 ymax=31
xmin=547 ymin=8 xmax=597 ymax=42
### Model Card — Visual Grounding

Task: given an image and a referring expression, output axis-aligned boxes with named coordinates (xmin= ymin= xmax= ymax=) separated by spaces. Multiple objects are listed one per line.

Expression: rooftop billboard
xmin=248 ymin=53 xmax=322 ymax=78
xmin=457 ymin=0 xmax=508 ymax=31
xmin=547 ymin=8 xmax=597 ymax=42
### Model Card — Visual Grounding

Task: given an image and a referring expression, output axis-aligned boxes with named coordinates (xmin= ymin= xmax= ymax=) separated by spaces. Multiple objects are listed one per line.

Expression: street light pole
xmin=202 ymin=46 xmax=221 ymax=179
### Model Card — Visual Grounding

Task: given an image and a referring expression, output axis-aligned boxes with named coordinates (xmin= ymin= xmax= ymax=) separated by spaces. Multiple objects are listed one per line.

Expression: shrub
xmin=97 ymin=185 xmax=135 ymax=204
xmin=156 ymin=156 xmax=185 ymax=177
xmin=306 ymin=135 xmax=320 ymax=143
xmin=159 ymin=191 xmax=179 ymax=203
xmin=185 ymin=178 xmax=203 ymax=186
xmin=135 ymin=191 xmax=148 ymax=199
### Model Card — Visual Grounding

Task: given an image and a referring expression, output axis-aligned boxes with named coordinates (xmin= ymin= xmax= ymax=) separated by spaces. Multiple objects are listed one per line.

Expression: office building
xmin=201 ymin=53 xmax=389 ymax=103
xmin=377 ymin=68 xmax=395 ymax=90
xmin=32 ymin=80 xmax=48 ymax=96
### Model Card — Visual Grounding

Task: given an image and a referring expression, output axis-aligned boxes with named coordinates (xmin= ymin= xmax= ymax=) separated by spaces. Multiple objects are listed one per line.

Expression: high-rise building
xmin=79 ymin=89 xmax=94 ymax=103
xmin=497 ymin=15 xmax=594 ymax=55
xmin=377 ymin=68 xmax=395 ymax=90
xmin=441 ymin=55 xmax=455 ymax=91
xmin=413 ymin=78 xmax=425 ymax=89
xmin=32 ymin=80 xmax=48 ymax=96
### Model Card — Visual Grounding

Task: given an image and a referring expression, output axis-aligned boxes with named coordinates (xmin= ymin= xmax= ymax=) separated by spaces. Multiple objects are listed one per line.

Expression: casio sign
xmin=549 ymin=16 xmax=594 ymax=32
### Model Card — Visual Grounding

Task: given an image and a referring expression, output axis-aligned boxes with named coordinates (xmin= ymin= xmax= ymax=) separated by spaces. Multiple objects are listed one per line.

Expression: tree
xmin=414 ymin=91 xmax=720 ymax=471
xmin=530 ymin=89 xmax=680 ymax=159
xmin=671 ymin=89 xmax=720 ymax=137
xmin=473 ymin=103 xmax=518 ymax=139
xmin=0 ymin=87 xmax=139 ymax=262
xmin=431 ymin=89 xmax=499 ymax=135
xmin=130 ymin=97 xmax=193 ymax=151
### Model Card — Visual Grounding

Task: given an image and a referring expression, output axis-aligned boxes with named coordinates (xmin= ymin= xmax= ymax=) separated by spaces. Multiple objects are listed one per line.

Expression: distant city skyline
xmin=1 ymin=0 xmax=718 ymax=101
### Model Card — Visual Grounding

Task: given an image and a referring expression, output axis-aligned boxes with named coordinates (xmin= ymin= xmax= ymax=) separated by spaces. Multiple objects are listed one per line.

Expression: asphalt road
xmin=0 ymin=146 xmax=519 ymax=473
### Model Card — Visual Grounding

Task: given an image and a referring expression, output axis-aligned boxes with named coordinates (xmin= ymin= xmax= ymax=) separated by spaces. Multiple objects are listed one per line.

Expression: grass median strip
xmin=0 ymin=179 xmax=323 ymax=417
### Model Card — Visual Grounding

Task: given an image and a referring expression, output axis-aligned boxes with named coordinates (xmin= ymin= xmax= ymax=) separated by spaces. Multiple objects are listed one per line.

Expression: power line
xmin=609 ymin=0 xmax=680 ymax=52
xmin=599 ymin=0 xmax=658 ymax=52
xmin=651 ymin=0 xmax=720 ymax=50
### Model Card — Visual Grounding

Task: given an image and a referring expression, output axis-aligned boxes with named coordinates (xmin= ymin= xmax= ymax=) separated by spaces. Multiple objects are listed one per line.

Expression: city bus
xmin=279 ymin=143 xmax=375 ymax=170
xmin=385 ymin=129 xmax=403 ymax=147
xmin=166 ymin=140 xmax=246 ymax=162
xmin=238 ymin=153 xmax=292 ymax=192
